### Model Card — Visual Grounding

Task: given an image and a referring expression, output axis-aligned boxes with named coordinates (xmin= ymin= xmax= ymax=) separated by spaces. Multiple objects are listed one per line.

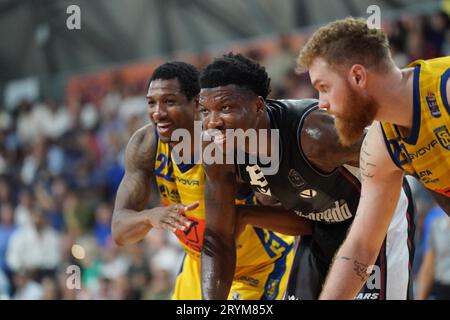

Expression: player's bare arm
xmin=112 ymin=124 xmax=194 ymax=246
xmin=201 ymin=160 xmax=237 ymax=300
xmin=320 ymin=123 xmax=404 ymax=299
xmin=236 ymin=204 xmax=313 ymax=236
xmin=234 ymin=183 xmax=313 ymax=236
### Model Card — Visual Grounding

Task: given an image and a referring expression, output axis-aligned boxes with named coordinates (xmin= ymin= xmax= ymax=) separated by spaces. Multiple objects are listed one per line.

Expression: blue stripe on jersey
xmin=176 ymin=163 xmax=196 ymax=173
xmin=380 ymin=123 xmax=405 ymax=170
xmin=396 ymin=65 xmax=421 ymax=145
xmin=440 ymin=68 xmax=450 ymax=114
xmin=235 ymin=189 xmax=256 ymax=205
xmin=177 ymin=253 xmax=187 ymax=276
xmin=261 ymin=245 xmax=292 ymax=300
xmin=253 ymin=227 xmax=292 ymax=259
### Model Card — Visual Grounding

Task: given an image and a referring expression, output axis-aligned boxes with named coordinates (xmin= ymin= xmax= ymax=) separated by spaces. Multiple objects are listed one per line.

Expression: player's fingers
xmin=184 ymin=201 xmax=199 ymax=211
xmin=160 ymin=221 xmax=177 ymax=233
xmin=171 ymin=211 xmax=191 ymax=227
xmin=164 ymin=215 xmax=187 ymax=231
xmin=171 ymin=205 xmax=192 ymax=227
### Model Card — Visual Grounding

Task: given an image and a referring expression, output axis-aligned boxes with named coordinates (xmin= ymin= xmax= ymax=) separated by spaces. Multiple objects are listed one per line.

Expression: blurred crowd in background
xmin=0 ymin=10 xmax=449 ymax=300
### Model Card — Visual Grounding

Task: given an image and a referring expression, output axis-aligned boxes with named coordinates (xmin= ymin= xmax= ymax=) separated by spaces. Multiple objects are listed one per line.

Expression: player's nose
xmin=205 ymin=111 xmax=224 ymax=130
xmin=318 ymin=99 xmax=330 ymax=112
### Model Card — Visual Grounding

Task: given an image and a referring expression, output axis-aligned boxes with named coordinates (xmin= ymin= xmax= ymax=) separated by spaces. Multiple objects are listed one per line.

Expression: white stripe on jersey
xmin=386 ymin=187 xmax=410 ymax=300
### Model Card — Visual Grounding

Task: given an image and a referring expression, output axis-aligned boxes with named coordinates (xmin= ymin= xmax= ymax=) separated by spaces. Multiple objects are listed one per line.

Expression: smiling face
xmin=309 ymin=57 xmax=378 ymax=146
xmin=199 ymin=84 xmax=262 ymax=147
xmin=147 ymin=78 xmax=196 ymax=143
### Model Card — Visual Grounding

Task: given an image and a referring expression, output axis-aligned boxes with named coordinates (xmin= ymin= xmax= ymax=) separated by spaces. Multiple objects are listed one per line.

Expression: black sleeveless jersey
xmin=236 ymin=99 xmax=362 ymax=224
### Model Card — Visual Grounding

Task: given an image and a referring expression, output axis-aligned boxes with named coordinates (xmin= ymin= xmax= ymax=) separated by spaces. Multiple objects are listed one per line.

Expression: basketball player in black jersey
xmin=199 ymin=53 xmax=415 ymax=300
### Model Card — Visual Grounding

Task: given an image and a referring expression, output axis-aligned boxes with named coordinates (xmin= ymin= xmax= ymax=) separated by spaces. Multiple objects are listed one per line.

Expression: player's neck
xmin=255 ymin=109 xmax=274 ymax=159
xmin=372 ymin=66 xmax=415 ymax=128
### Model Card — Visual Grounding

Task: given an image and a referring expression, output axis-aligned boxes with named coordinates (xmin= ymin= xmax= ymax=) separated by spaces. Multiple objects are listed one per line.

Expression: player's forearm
xmin=320 ymin=238 xmax=379 ymax=300
xmin=237 ymin=205 xmax=312 ymax=236
xmin=112 ymin=209 xmax=152 ymax=246
xmin=201 ymin=229 xmax=236 ymax=300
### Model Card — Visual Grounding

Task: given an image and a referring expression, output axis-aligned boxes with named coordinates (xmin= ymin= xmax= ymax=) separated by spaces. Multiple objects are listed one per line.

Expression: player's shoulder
xmin=300 ymin=108 xmax=344 ymax=155
xmin=363 ymin=122 xmax=401 ymax=174
xmin=124 ymin=123 xmax=157 ymax=170
xmin=128 ymin=123 xmax=156 ymax=146
xmin=268 ymin=98 xmax=318 ymax=112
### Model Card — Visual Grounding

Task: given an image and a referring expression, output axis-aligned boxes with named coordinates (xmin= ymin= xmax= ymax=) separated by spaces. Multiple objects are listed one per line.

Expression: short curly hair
xmin=200 ymin=53 xmax=271 ymax=99
xmin=298 ymin=17 xmax=392 ymax=71
xmin=148 ymin=61 xmax=200 ymax=101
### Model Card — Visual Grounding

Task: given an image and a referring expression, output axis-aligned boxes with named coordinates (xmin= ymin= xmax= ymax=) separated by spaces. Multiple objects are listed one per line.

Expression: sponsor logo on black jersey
xmin=288 ymin=169 xmax=305 ymax=188
xmin=246 ymin=164 xmax=272 ymax=196
xmin=299 ymin=189 xmax=317 ymax=199
xmin=355 ymin=293 xmax=379 ymax=300
xmin=294 ymin=200 xmax=352 ymax=223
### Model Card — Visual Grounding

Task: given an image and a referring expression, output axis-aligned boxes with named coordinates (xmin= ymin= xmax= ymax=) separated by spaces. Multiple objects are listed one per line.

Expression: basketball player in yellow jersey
xmin=297 ymin=17 xmax=450 ymax=299
xmin=112 ymin=61 xmax=311 ymax=299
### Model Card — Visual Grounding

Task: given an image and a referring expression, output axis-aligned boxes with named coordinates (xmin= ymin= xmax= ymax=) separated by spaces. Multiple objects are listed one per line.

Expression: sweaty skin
xmin=200 ymin=87 xmax=363 ymax=299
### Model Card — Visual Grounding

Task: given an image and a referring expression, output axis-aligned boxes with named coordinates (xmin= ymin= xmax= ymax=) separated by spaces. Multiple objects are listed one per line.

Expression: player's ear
xmin=255 ymin=96 xmax=265 ymax=113
xmin=192 ymin=94 xmax=200 ymax=109
xmin=348 ymin=64 xmax=367 ymax=89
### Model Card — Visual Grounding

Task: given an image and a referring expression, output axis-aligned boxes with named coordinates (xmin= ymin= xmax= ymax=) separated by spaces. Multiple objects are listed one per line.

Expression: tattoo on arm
xmin=115 ymin=127 xmax=154 ymax=211
xmin=353 ymin=260 xmax=370 ymax=282
xmin=120 ymin=172 xmax=152 ymax=210
xmin=333 ymin=256 xmax=371 ymax=282
xmin=360 ymin=139 xmax=376 ymax=180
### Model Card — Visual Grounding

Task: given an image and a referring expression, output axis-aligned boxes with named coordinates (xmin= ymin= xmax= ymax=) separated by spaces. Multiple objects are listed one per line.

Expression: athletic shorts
xmin=287 ymin=182 xmax=416 ymax=300
xmin=172 ymin=241 xmax=295 ymax=300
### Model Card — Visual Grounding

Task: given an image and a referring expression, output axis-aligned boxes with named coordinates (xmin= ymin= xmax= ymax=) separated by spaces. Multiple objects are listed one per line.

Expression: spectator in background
xmin=125 ymin=243 xmax=151 ymax=300
xmin=6 ymin=205 xmax=61 ymax=279
xmin=14 ymin=188 xmax=33 ymax=227
xmin=33 ymin=100 xmax=72 ymax=141
xmin=20 ymin=137 xmax=49 ymax=186
xmin=144 ymin=269 xmax=172 ymax=300
xmin=0 ymin=203 xmax=16 ymax=279
xmin=0 ymin=177 xmax=12 ymax=205
xmin=11 ymin=269 xmax=42 ymax=300
xmin=0 ymin=268 xmax=9 ymax=299
xmin=40 ymin=276 xmax=61 ymax=300
xmin=417 ymin=213 xmax=450 ymax=299
xmin=16 ymin=101 xmax=38 ymax=146
xmin=264 ymin=34 xmax=298 ymax=85
xmin=94 ymin=203 xmax=112 ymax=249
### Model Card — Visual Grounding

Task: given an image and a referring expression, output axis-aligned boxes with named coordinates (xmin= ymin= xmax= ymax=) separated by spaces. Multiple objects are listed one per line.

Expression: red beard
xmin=334 ymin=85 xmax=378 ymax=146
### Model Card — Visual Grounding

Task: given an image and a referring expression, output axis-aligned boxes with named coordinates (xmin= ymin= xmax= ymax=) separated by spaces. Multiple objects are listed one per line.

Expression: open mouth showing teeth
xmin=156 ymin=123 xmax=173 ymax=134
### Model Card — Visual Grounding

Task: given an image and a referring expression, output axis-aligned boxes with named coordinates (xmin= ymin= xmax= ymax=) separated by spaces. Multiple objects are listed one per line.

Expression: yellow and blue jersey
xmin=381 ymin=57 xmax=450 ymax=197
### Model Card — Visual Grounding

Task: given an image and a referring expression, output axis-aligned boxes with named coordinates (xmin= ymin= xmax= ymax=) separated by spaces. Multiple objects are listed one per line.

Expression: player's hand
xmin=147 ymin=202 xmax=199 ymax=232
